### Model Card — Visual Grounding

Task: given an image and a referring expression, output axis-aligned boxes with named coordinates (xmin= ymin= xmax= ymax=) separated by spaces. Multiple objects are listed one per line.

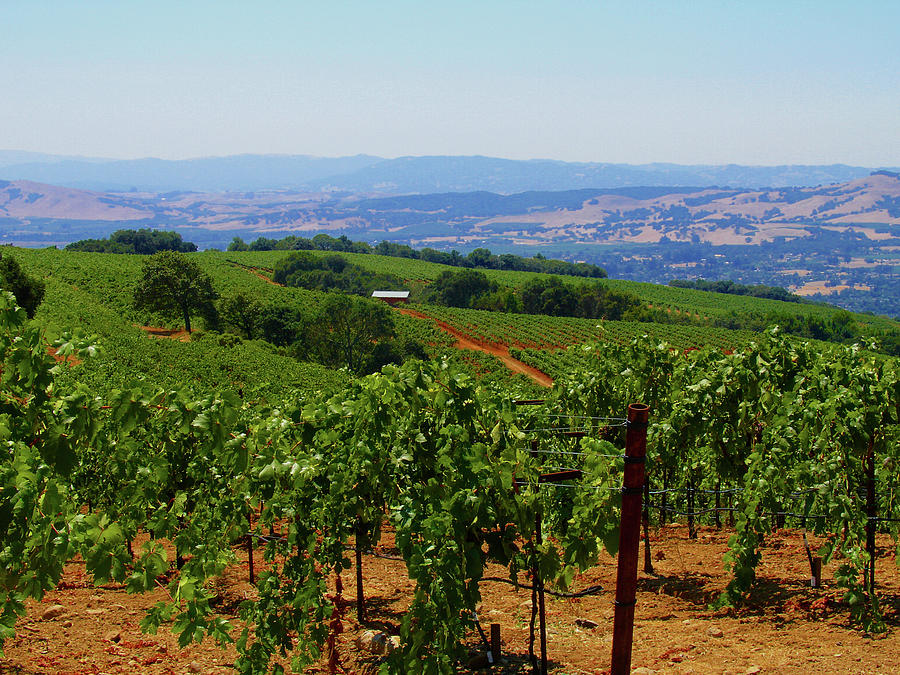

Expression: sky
xmin=1 ymin=1 xmax=898 ymax=166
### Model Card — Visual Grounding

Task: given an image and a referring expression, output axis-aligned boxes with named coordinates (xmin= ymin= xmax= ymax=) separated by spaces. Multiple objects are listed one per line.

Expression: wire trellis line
xmin=523 ymin=414 xmax=628 ymax=423
xmin=480 ymin=576 xmax=605 ymax=598
xmin=645 ymin=487 xmax=837 ymax=499
xmin=644 ymin=504 xmax=900 ymax=523
xmin=514 ymin=481 xmax=622 ymax=492
xmin=520 ymin=425 xmax=623 ymax=434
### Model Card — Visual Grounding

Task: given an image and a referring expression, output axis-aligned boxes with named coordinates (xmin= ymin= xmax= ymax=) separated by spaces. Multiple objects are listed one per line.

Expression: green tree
xmin=227 ymin=237 xmax=250 ymax=251
xmin=258 ymin=304 xmax=305 ymax=346
xmin=219 ymin=292 xmax=263 ymax=339
xmin=466 ymin=247 xmax=496 ymax=268
xmin=310 ymin=294 xmax=395 ymax=373
xmin=429 ymin=268 xmax=494 ymax=307
xmin=0 ymin=253 xmax=45 ymax=318
xmin=133 ymin=252 xmax=217 ymax=333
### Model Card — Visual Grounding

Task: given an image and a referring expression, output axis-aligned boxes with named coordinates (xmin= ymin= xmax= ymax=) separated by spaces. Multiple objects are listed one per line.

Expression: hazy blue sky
xmin=2 ymin=1 xmax=898 ymax=165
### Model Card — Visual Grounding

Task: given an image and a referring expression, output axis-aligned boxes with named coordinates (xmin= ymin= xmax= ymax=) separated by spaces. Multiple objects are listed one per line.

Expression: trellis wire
xmin=644 ymin=503 xmax=899 ymax=522
xmin=529 ymin=449 xmax=624 ymax=458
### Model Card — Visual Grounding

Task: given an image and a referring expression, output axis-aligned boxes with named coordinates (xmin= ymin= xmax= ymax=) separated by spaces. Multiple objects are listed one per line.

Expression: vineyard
xmin=402 ymin=304 xmax=755 ymax=352
xmin=205 ymin=249 xmax=900 ymax=331
xmin=1 ymin=247 xmax=899 ymax=673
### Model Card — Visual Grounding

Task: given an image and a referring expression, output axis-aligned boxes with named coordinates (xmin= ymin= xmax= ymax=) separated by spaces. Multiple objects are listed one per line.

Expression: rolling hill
xmin=3 ymin=173 xmax=898 ymax=316
xmin=2 ymin=173 xmax=899 ymax=247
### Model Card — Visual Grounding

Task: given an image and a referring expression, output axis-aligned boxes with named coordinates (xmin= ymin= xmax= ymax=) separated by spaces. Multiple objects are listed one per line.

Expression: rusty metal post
xmin=611 ymin=403 xmax=649 ymax=675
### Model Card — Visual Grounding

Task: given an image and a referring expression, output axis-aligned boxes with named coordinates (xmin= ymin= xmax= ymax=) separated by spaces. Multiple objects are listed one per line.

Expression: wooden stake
xmin=490 ymin=623 xmax=501 ymax=662
xmin=811 ymin=556 xmax=822 ymax=588
xmin=611 ymin=403 xmax=649 ymax=675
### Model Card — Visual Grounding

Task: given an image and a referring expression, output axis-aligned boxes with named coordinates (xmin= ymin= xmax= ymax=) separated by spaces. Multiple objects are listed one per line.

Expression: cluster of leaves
xmin=0 ymin=292 xmax=104 ymax=644
xmin=7 ymin=244 xmax=900 ymax=662
xmin=66 ymin=229 xmax=197 ymax=254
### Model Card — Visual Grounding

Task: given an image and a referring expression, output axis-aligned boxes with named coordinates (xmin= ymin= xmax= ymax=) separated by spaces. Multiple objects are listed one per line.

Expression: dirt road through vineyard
xmin=396 ymin=307 xmax=554 ymax=387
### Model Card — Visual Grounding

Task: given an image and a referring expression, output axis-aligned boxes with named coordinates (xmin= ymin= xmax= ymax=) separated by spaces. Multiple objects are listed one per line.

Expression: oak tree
xmin=133 ymin=251 xmax=217 ymax=333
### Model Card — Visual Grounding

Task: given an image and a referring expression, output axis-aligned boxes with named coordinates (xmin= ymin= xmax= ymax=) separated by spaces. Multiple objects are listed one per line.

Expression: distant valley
xmin=1 ymin=167 xmax=898 ymax=317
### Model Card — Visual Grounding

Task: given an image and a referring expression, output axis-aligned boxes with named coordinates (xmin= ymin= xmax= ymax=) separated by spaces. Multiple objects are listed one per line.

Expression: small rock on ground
xmin=40 ymin=605 xmax=66 ymax=620
xmin=575 ymin=617 xmax=599 ymax=629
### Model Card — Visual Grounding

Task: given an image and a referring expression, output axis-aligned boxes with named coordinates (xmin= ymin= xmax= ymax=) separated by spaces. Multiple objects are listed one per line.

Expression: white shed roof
xmin=371 ymin=290 xmax=410 ymax=299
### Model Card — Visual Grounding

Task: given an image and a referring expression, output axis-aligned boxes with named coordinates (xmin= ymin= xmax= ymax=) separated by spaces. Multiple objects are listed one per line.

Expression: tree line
xmin=228 ymin=233 xmax=607 ymax=278
xmin=669 ymin=278 xmax=803 ymax=303
xmin=66 ymin=228 xmax=197 ymax=254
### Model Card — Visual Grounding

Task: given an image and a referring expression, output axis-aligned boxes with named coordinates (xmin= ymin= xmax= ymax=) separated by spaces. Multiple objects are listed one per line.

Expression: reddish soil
xmin=1 ymin=525 xmax=896 ymax=674
xmin=46 ymin=346 xmax=82 ymax=367
xmin=139 ymin=326 xmax=192 ymax=342
xmin=396 ymin=308 xmax=553 ymax=387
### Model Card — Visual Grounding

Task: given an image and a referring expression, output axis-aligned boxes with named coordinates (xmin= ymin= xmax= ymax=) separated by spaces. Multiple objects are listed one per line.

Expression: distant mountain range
xmin=1 ymin=150 xmax=897 ymax=194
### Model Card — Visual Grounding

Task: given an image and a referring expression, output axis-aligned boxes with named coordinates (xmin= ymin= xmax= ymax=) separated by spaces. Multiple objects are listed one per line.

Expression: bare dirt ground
xmin=139 ymin=326 xmax=192 ymax=342
xmin=46 ymin=346 xmax=82 ymax=367
xmin=1 ymin=524 xmax=896 ymax=675
xmin=793 ymin=281 xmax=872 ymax=297
xmin=396 ymin=308 xmax=554 ymax=387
